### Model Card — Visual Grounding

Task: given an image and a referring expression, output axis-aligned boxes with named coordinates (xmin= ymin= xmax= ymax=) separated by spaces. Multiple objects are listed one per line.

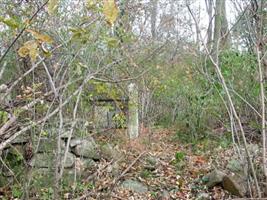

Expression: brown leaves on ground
xmin=70 ymin=128 xmax=234 ymax=200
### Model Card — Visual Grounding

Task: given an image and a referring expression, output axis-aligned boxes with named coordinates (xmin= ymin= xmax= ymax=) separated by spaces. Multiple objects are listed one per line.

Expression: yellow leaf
xmin=24 ymin=40 xmax=38 ymax=49
xmin=26 ymin=29 xmax=53 ymax=43
xmin=48 ymin=0 xmax=59 ymax=15
xmin=29 ymin=47 xmax=38 ymax=62
xmin=103 ymin=0 xmax=119 ymax=25
xmin=18 ymin=46 xmax=29 ymax=57
xmin=18 ymin=40 xmax=39 ymax=62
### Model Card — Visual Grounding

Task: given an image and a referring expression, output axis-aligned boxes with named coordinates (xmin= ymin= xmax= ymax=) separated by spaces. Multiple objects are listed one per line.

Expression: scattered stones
xmin=121 ymin=179 xmax=148 ymax=194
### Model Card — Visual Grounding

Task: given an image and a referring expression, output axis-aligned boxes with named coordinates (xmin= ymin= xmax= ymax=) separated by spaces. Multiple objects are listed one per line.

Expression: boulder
xmin=222 ymin=175 xmax=246 ymax=197
xmin=60 ymin=132 xmax=75 ymax=140
xmin=35 ymin=138 xmax=65 ymax=153
xmin=121 ymin=179 xmax=148 ymax=193
xmin=30 ymin=153 xmax=52 ymax=168
xmin=12 ymin=134 xmax=29 ymax=144
xmin=70 ymin=138 xmax=83 ymax=147
xmin=30 ymin=152 xmax=75 ymax=168
xmin=204 ymin=169 xmax=226 ymax=188
xmin=71 ymin=137 xmax=100 ymax=160
xmin=61 ymin=152 xmax=76 ymax=168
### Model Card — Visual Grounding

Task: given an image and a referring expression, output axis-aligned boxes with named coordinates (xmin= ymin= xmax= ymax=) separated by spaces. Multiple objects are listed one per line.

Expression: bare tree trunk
xmin=254 ymin=0 xmax=267 ymax=194
xmin=151 ymin=0 xmax=158 ymax=39
xmin=212 ymin=0 xmax=231 ymax=59
xmin=205 ymin=0 xmax=213 ymax=49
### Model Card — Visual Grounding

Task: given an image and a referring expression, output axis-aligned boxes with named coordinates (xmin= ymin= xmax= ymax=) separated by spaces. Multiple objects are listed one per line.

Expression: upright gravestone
xmin=128 ymin=83 xmax=139 ymax=139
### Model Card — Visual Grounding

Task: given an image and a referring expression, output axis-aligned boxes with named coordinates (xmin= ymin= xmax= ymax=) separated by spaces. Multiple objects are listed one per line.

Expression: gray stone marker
xmin=128 ymin=83 xmax=139 ymax=139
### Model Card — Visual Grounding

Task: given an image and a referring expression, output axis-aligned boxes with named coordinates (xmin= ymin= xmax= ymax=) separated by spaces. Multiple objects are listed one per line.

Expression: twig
xmin=0 ymin=99 xmax=42 ymax=136
xmin=0 ymin=0 xmax=49 ymax=66
xmin=112 ymin=151 xmax=146 ymax=185
xmin=85 ymin=159 xmax=114 ymax=182
xmin=0 ymin=62 xmax=7 ymax=80
xmin=187 ymin=4 xmax=261 ymax=197
xmin=38 ymin=55 xmax=58 ymax=97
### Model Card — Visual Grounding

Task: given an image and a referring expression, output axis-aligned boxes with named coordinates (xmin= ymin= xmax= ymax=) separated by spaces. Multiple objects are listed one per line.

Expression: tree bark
xmin=151 ymin=0 xmax=158 ymax=39
xmin=205 ymin=0 xmax=213 ymax=49
xmin=212 ymin=0 xmax=231 ymax=60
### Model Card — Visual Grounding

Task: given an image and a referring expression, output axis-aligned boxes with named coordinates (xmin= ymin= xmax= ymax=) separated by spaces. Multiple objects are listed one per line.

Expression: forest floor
xmin=70 ymin=128 xmax=236 ymax=200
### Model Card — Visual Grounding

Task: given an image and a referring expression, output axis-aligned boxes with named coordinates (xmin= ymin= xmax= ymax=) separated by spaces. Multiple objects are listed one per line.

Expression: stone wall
xmin=0 ymin=130 xmax=122 ymax=187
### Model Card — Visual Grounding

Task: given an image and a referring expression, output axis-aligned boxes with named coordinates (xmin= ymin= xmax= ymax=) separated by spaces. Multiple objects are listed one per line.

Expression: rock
xmin=30 ymin=153 xmax=52 ymax=168
xmin=35 ymin=138 xmax=63 ymax=153
xmin=0 ymin=84 xmax=7 ymax=93
xmin=222 ymin=175 xmax=246 ymax=197
xmin=100 ymin=143 xmax=122 ymax=160
xmin=159 ymin=190 xmax=171 ymax=200
xmin=204 ymin=169 xmax=226 ymax=188
xmin=70 ymin=138 xmax=83 ymax=147
xmin=60 ymin=132 xmax=75 ymax=140
xmin=196 ymin=193 xmax=210 ymax=200
xmin=121 ymin=179 xmax=148 ymax=194
xmin=61 ymin=152 xmax=76 ymax=168
xmin=71 ymin=137 xmax=100 ymax=159
xmin=30 ymin=152 xmax=75 ymax=168
xmin=12 ymin=133 xmax=29 ymax=144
